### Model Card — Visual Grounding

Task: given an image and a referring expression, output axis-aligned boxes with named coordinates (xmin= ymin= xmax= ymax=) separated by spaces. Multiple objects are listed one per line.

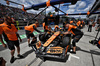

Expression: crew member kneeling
xmin=63 ymin=23 xmax=83 ymax=54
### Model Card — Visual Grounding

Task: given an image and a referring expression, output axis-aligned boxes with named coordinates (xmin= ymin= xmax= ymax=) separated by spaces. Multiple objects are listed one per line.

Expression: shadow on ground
xmin=11 ymin=48 xmax=34 ymax=63
xmin=84 ymin=34 xmax=98 ymax=39
xmin=0 ymin=45 xmax=7 ymax=51
xmin=22 ymin=48 xmax=34 ymax=58
xmin=76 ymin=46 xmax=100 ymax=55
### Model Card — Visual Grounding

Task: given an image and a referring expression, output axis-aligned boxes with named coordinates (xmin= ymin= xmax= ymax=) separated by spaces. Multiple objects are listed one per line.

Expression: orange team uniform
xmin=0 ymin=23 xmax=18 ymax=41
xmin=67 ymin=25 xmax=83 ymax=49
xmin=70 ymin=21 xmax=73 ymax=24
xmin=68 ymin=25 xmax=77 ymax=35
xmin=81 ymin=21 xmax=84 ymax=24
xmin=42 ymin=22 xmax=45 ymax=29
xmin=54 ymin=25 xmax=59 ymax=29
xmin=0 ymin=26 xmax=3 ymax=34
xmin=42 ymin=22 xmax=48 ymax=31
xmin=77 ymin=21 xmax=81 ymax=26
xmin=68 ymin=25 xmax=83 ymax=35
xmin=24 ymin=24 xmax=37 ymax=33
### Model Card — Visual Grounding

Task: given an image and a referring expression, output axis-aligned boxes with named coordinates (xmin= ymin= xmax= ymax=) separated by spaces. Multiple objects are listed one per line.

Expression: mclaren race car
xmin=31 ymin=27 xmax=71 ymax=62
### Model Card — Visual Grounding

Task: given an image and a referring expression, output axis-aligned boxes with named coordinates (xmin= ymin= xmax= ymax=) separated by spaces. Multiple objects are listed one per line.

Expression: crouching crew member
xmin=24 ymin=21 xmax=41 ymax=47
xmin=63 ymin=23 xmax=84 ymax=54
xmin=0 ymin=16 xmax=23 ymax=63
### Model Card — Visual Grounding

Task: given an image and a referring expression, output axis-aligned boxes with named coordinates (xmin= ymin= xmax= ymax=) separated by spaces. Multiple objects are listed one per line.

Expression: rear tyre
xmin=62 ymin=37 xmax=70 ymax=48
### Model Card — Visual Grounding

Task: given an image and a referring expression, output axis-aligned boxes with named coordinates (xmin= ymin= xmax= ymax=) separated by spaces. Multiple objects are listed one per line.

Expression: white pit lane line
xmin=68 ymin=53 xmax=80 ymax=61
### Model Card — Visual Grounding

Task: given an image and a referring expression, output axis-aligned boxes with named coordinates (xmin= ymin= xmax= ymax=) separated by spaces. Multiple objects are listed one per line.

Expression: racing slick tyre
xmin=39 ymin=34 xmax=46 ymax=42
xmin=39 ymin=33 xmax=50 ymax=42
xmin=62 ymin=37 xmax=70 ymax=48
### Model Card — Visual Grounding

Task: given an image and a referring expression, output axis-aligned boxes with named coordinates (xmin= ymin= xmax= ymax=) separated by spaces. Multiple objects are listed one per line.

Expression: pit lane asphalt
xmin=0 ymin=25 xmax=100 ymax=66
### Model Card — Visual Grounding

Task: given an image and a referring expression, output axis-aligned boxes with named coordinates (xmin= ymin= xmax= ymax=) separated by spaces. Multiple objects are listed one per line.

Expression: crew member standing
xmin=0 ymin=16 xmax=23 ymax=63
xmin=64 ymin=23 xmax=83 ymax=54
xmin=42 ymin=22 xmax=49 ymax=32
xmin=43 ymin=16 xmax=49 ymax=32
xmin=88 ymin=19 xmax=93 ymax=32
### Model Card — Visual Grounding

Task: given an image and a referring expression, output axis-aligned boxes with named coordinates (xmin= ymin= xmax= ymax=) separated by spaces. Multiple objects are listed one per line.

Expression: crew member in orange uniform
xmin=24 ymin=21 xmax=41 ymax=47
xmin=0 ymin=16 xmax=23 ymax=63
xmin=64 ymin=23 xmax=83 ymax=54
xmin=77 ymin=19 xmax=81 ymax=29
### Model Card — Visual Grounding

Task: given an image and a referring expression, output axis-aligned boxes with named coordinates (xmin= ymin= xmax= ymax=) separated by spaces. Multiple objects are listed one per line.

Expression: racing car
xmin=31 ymin=27 xmax=71 ymax=62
